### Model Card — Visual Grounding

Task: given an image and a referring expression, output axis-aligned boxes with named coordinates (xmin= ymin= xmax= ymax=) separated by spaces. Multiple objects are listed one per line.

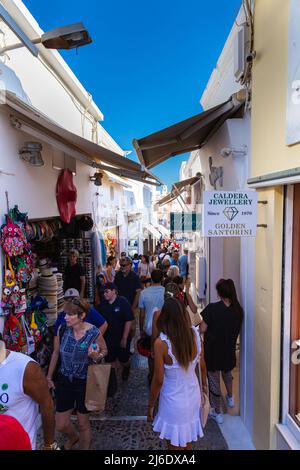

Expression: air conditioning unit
xmin=234 ymin=23 xmax=251 ymax=82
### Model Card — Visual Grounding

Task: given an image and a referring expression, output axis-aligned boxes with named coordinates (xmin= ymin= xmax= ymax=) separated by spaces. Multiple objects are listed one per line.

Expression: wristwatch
xmin=41 ymin=441 xmax=60 ymax=450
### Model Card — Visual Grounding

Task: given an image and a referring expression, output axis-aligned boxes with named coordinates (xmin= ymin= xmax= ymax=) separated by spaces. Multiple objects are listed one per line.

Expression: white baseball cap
xmin=64 ymin=288 xmax=80 ymax=298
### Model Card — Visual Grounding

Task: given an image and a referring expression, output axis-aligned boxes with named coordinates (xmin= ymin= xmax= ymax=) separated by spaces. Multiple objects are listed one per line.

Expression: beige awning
xmin=145 ymin=224 xmax=161 ymax=239
xmin=157 ymin=192 xmax=178 ymax=207
xmin=173 ymin=176 xmax=201 ymax=192
xmin=1 ymin=90 xmax=161 ymax=185
xmin=133 ymin=91 xmax=245 ymax=169
xmin=157 ymin=176 xmax=201 ymax=206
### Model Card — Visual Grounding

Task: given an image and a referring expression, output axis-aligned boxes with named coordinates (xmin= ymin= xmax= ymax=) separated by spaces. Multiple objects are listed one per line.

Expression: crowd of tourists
xmin=0 ymin=241 xmax=243 ymax=451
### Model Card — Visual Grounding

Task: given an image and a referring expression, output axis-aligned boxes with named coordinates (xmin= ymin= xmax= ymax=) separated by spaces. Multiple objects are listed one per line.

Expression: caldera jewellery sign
xmin=203 ymin=191 xmax=258 ymax=237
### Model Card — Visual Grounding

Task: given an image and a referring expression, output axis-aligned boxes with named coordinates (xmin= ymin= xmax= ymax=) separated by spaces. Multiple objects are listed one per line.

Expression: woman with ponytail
xmin=200 ymin=278 xmax=243 ymax=424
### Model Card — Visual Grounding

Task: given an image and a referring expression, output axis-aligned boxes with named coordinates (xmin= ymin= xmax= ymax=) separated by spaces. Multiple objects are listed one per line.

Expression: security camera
xmin=220 ymin=148 xmax=232 ymax=158
xmin=246 ymin=50 xmax=256 ymax=63
xmin=220 ymin=146 xmax=247 ymax=158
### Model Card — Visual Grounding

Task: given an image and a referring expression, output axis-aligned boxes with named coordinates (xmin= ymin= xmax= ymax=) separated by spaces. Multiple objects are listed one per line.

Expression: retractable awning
xmin=158 ymin=224 xmax=170 ymax=238
xmin=145 ymin=224 xmax=161 ymax=239
xmin=133 ymin=91 xmax=245 ymax=169
xmin=104 ymin=170 xmax=132 ymax=188
xmin=157 ymin=176 xmax=201 ymax=206
xmin=157 ymin=192 xmax=177 ymax=207
xmin=1 ymin=91 xmax=161 ymax=185
xmin=173 ymin=176 xmax=201 ymax=192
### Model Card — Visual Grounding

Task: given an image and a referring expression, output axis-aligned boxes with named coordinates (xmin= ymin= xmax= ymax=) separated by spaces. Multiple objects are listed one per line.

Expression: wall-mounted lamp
xmin=90 ymin=172 xmax=103 ymax=186
xmin=220 ymin=145 xmax=247 ymax=158
xmin=19 ymin=142 xmax=44 ymax=166
xmin=0 ymin=21 xmax=92 ymax=56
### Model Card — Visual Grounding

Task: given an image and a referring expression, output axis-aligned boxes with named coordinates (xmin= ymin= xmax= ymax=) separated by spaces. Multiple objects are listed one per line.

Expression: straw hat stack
xmin=52 ymin=268 xmax=64 ymax=314
xmin=38 ymin=264 xmax=58 ymax=326
xmin=28 ymin=269 xmax=39 ymax=300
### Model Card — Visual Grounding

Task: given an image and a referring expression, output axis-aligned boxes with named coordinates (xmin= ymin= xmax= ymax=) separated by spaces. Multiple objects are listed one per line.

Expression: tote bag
xmin=197 ymin=359 xmax=210 ymax=429
xmin=187 ymin=305 xmax=203 ymax=328
xmin=85 ymin=363 xmax=111 ymax=412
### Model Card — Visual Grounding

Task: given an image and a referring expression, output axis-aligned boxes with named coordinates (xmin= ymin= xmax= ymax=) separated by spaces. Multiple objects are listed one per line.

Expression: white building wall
xmin=0 ymin=0 xmax=135 ymax=328
xmin=184 ymin=5 xmax=254 ymax=437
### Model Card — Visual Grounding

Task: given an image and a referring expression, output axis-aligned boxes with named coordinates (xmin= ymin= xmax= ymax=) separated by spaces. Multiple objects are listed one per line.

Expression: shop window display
xmin=0 ymin=210 xmax=98 ymax=373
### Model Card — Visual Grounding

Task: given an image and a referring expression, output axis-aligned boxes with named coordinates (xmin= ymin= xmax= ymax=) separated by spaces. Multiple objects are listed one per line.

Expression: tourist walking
xmin=114 ymin=256 xmax=142 ymax=343
xmin=139 ymin=269 xmax=165 ymax=383
xmin=63 ymin=249 xmax=86 ymax=297
xmin=104 ymin=256 xmax=117 ymax=282
xmin=96 ymin=283 xmax=134 ymax=381
xmin=138 ymin=255 xmax=154 ymax=283
xmin=0 ymin=335 xmax=55 ymax=450
xmin=47 ymin=300 xmax=107 ymax=450
xmin=178 ymin=249 xmax=189 ymax=281
xmin=147 ymin=297 xmax=204 ymax=450
xmin=54 ymin=289 xmax=108 ymax=337
xmin=170 ymin=250 xmax=179 ymax=267
xmin=132 ymin=253 xmax=140 ymax=274
xmin=200 ymin=278 xmax=243 ymax=424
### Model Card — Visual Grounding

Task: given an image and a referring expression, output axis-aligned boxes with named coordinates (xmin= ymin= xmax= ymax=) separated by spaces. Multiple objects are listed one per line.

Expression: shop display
xmin=1 ymin=206 xmax=34 ymax=355
xmin=37 ymin=265 xmax=58 ymax=327
xmin=1 ymin=209 xmax=97 ymax=361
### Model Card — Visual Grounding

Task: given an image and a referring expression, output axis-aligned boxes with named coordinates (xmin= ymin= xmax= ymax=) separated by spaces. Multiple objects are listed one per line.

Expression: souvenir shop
xmin=103 ymin=228 xmax=118 ymax=257
xmin=0 ymin=204 xmax=101 ymax=369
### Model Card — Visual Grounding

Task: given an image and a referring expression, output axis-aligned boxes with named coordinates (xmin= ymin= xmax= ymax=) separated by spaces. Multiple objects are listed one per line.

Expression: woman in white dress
xmin=147 ymin=297 xmax=205 ymax=450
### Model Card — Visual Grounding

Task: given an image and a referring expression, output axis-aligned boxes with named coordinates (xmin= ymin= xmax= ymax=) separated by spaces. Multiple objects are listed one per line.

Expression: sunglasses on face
xmin=120 ymin=264 xmax=129 ymax=268
xmin=65 ymin=297 xmax=81 ymax=306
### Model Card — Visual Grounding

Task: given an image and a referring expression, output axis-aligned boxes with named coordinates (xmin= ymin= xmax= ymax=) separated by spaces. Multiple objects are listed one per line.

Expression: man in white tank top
xmin=0 ymin=338 xmax=56 ymax=450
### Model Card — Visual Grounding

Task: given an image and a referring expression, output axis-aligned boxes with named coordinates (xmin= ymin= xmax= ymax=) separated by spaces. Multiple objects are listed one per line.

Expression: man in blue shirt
xmin=170 ymin=250 xmax=179 ymax=267
xmin=139 ymin=270 xmax=165 ymax=384
xmin=178 ymin=249 xmax=189 ymax=281
xmin=95 ymin=283 xmax=133 ymax=381
xmin=54 ymin=288 xmax=107 ymax=336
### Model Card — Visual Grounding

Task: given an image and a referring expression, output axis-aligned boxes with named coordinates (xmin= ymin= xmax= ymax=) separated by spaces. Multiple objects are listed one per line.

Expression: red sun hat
xmin=56 ymin=169 xmax=77 ymax=224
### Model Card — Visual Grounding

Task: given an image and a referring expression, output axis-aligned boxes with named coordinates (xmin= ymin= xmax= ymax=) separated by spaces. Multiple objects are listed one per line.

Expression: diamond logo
xmin=223 ymin=206 xmax=238 ymax=221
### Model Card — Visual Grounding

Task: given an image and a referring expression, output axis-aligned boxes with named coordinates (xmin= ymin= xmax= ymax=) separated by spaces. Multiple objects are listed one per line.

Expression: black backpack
xmin=156 ymin=253 xmax=166 ymax=270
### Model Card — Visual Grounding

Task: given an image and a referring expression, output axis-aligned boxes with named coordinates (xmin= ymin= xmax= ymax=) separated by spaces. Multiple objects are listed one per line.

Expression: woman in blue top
xmin=47 ymin=299 xmax=108 ymax=450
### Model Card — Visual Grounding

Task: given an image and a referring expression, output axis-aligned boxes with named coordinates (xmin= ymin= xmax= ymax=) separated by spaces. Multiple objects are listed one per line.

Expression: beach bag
xmin=3 ymin=313 xmax=27 ymax=352
xmin=85 ymin=362 xmax=111 ymax=411
xmin=197 ymin=354 xmax=210 ymax=429
xmin=0 ymin=217 xmax=26 ymax=257
xmin=187 ymin=305 xmax=203 ymax=328
xmin=1 ymin=256 xmax=18 ymax=310
xmin=14 ymin=289 xmax=27 ymax=316
xmin=16 ymin=257 xmax=32 ymax=284
xmin=200 ymin=390 xmax=210 ymax=429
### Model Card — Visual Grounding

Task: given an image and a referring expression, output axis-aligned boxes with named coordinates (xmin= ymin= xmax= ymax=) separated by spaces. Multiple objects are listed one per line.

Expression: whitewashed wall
xmin=184 ymin=4 xmax=254 ymax=436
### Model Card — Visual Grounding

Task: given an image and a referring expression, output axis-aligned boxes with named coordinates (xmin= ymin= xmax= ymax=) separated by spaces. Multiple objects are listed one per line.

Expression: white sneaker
xmin=226 ymin=395 xmax=234 ymax=408
xmin=209 ymin=410 xmax=224 ymax=424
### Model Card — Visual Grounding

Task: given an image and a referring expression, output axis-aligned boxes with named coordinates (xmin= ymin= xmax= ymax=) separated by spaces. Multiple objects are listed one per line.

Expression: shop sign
xmin=203 ymin=191 xmax=258 ymax=237
xmin=286 ymin=0 xmax=300 ymax=144
xmin=174 ymin=233 xmax=194 ymax=244
xmin=170 ymin=212 xmax=201 ymax=233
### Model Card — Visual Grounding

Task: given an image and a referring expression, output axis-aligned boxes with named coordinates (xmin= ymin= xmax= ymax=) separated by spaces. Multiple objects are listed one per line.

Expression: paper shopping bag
xmin=200 ymin=391 xmax=210 ymax=428
xmin=85 ymin=363 xmax=111 ymax=412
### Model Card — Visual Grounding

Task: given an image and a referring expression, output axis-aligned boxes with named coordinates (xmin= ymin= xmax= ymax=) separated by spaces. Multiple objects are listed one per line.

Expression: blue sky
xmin=24 ymin=0 xmax=242 ymax=189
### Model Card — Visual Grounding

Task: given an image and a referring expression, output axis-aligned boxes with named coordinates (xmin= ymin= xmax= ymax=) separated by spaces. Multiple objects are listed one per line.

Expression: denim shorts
xmin=55 ymin=373 xmax=89 ymax=414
